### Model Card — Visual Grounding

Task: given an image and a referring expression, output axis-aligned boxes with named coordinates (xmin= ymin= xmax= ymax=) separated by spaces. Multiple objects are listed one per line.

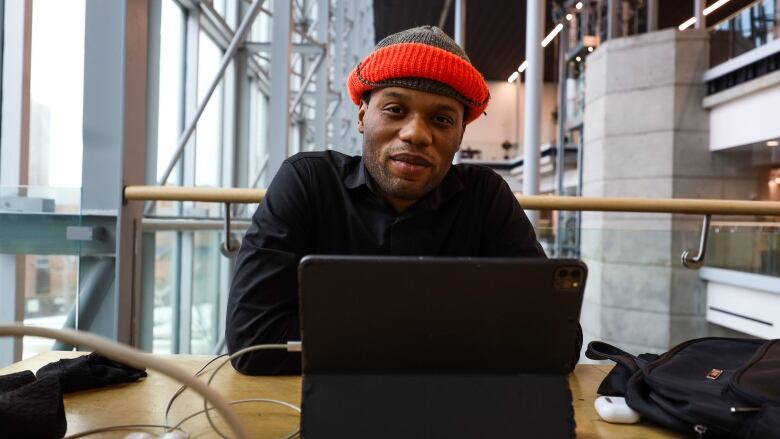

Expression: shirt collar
xmin=344 ymin=157 xmax=465 ymax=212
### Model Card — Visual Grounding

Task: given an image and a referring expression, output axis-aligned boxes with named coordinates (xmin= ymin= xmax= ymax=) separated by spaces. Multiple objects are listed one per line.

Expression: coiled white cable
xmin=0 ymin=323 xmax=250 ymax=439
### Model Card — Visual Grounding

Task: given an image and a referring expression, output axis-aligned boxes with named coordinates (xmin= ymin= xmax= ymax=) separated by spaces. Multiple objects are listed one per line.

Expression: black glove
xmin=36 ymin=352 xmax=147 ymax=393
xmin=0 ymin=374 xmax=66 ymax=439
xmin=0 ymin=370 xmax=36 ymax=392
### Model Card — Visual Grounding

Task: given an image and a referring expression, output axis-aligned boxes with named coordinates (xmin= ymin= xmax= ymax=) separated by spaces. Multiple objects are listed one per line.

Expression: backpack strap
xmin=585 ymin=341 xmax=641 ymax=373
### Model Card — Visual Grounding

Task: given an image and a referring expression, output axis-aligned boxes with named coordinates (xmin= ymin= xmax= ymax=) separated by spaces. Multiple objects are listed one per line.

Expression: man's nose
xmin=398 ymin=114 xmax=432 ymax=146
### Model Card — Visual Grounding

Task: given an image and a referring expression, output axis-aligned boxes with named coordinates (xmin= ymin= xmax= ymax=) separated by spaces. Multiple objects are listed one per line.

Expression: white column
xmin=694 ymin=0 xmax=705 ymax=30
xmin=522 ymin=0 xmax=544 ymax=227
xmin=266 ymin=0 xmax=292 ymax=184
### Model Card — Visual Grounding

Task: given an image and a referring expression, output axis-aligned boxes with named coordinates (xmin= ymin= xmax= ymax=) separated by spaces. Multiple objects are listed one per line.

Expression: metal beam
xmin=244 ymin=41 xmax=324 ymax=54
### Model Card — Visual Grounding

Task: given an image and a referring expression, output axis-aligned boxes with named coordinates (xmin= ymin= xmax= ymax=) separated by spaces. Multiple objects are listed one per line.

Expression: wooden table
xmin=1 ymin=352 xmax=682 ymax=438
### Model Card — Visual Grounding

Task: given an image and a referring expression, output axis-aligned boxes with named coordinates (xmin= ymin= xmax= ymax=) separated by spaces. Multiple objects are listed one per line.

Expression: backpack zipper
xmin=694 ymin=424 xmax=707 ymax=438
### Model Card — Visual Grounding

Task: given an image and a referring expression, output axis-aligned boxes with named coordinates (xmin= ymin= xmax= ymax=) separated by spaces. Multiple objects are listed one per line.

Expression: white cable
xmin=163 ymin=354 xmax=228 ymax=426
xmin=171 ymin=398 xmax=300 ymax=438
xmin=202 ymin=343 xmax=296 ymax=439
xmin=63 ymin=424 xmax=189 ymax=439
xmin=0 ymin=323 xmax=250 ymax=439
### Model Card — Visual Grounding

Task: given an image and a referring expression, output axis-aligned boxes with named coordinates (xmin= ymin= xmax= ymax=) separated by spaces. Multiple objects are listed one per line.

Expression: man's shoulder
xmin=285 ymin=150 xmax=358 ymax=168
xmin=452 ymin=163 xmax=506 ymax=187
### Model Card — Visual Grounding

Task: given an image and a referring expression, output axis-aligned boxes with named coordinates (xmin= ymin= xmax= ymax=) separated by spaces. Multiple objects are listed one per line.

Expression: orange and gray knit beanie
xmin=347 ymin=25 xmax=490 ymax=124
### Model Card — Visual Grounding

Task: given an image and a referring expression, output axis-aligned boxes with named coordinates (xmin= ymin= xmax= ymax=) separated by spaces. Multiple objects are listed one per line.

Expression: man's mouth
xmin=388 ymin=153 xmax=432 ymax=178
xmin=390 ymin=153 xmax=432 ymax=167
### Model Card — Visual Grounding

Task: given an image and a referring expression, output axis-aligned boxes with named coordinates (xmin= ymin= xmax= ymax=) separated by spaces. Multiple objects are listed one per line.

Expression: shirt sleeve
xmin=226 ymin=161 xmax=312 ymax=375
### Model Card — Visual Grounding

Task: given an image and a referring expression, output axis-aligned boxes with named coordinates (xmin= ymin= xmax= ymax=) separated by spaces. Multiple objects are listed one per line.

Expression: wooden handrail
xmin=124 ymin=185 xmax=780 ymax=216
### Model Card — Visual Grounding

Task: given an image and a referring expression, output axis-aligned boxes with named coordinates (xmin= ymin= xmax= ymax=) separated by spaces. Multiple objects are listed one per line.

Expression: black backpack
xmin=585 ymin=338 xmax=780 ymax=438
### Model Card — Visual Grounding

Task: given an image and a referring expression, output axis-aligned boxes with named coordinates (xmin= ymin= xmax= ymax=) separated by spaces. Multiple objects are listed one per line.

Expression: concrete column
xmin=522 ymin=0 xmax=544 ymax=226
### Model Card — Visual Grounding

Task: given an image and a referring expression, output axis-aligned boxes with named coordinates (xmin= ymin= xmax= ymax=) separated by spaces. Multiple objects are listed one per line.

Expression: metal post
xmin=607 ymin=0 xmax=619 ymax=39
xmin=455 ymin=0 xmax=466 ymax=48
xmin=313 ymin=0 xmax=329 ymax=150
xmin=555 ymin=24 xmax=569 ymax=257
xmin=453 ymin=0 xmax=466 ymax=164
xmin=266 ymin=0 xmax=293 ymax=185
xmin=523 ymin=0 xmax=544 ymax=227
xmin=694 ymin=0 xmax=704 ymax=30
xmin=647 ymin=0 xmax=658 ymax=32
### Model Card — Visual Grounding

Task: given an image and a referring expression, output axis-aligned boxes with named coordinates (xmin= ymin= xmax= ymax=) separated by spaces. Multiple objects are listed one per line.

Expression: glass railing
xmin=708 ymin=222 xmax=780 ymax=276
xmin=710 ymin=0 xmax=779 ymax=67
xmin=0 ymin=186 xmax=83 ymax=359
xmin=141 ymin=224 xmax=248 ymax=355
xmin=135 ymin=213 xmax=780 ymax=357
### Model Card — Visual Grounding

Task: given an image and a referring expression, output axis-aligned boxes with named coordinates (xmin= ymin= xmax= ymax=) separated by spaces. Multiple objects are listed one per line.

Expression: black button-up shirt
xmin=227 ymin=150 xmax=552 ymax=375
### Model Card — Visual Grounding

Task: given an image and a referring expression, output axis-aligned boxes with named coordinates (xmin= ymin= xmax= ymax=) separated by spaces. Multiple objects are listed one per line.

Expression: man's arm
xmin=481 ymin=174 xmax=582 ymax=369
xmin=226 ymin=162 xmax=312 ymax=375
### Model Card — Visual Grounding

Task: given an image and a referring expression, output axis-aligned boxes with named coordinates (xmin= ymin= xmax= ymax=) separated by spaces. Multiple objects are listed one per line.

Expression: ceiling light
xmin=566 ymin=13 xmax=573 ymax=21
xmin=768 ymin=140 xmax=780 ymax=147
xmin=679 ymin=0 xmax=730 ymax=31
xmin=575 ymin=2 xmax=583 ymax=10
xmin=587 ymin=46 xmax=594 ymax=52
xmin=678 ymin=17 xmax=696 ymax=30
xmin=704 ymin=0 xmax=730 ymax=15
xmin=518 ymin=60 xmax=528 ymax=73
xmin=508 ymin=71 xmax=519 ymax=83
xmin=541 ymin=23 xmax=564 ymax=47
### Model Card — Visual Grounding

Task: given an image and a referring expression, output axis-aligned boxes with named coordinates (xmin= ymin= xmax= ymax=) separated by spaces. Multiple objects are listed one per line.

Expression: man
xmin=227 ymin=25 xmax=578 ymax=375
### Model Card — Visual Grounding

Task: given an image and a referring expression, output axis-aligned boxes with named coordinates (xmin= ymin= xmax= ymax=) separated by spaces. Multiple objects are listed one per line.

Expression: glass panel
xmin=29 ymin=0 xmax=86 ymax=189
xmin=153 ymin=231 xmax=178 ymax=354
xmin=710 ymin=0 xmax=779 ymax=67
xmin=22 ymin=255 xmax=79 ymax=359
xmin=196 ymin=32 xmax=224 ymax=189
xmin=709 ymin=224 xmax=780 ymax=276
xmin=156 ymin=0 xmax=186 ymax=197
xmin=191 ymin=231 xmax=222 ymax=354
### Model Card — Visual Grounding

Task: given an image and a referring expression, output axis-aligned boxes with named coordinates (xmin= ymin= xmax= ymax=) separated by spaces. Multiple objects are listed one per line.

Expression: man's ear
xmin=357 ymin=101 xmax=367 ymax=133
xmin=457 ymin=124 xmax=466 ymax=151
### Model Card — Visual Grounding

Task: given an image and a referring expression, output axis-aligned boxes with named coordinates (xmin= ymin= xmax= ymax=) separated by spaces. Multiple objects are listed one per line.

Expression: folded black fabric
xmin=36 ymin=352 xmax=147 ymax=393
xmin=0 ymin=370 xmax=36 ymax=392
xmin=0 ymin=375 xmax=66 ymax=439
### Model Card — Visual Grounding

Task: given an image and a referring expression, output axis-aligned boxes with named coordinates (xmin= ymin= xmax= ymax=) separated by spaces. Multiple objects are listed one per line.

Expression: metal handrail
xmin=125 ymin=185 xmax=780 ymax=216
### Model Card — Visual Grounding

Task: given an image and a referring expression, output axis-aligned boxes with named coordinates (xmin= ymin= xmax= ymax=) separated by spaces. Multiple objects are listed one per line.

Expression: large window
xmin=29 ymin=0 xmax=86 ymax=189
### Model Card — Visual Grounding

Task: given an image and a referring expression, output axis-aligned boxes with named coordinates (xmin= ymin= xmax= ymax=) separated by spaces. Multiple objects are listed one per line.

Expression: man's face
xmin=358 ymin=87 xmax=466 ymax=213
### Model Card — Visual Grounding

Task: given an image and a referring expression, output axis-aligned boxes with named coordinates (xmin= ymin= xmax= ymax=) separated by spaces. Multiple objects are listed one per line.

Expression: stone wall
xmin=580 ymin=29 xmax=758 ymax=355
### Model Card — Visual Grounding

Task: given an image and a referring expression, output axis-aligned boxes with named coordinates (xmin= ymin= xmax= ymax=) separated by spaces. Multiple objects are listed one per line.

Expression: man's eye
xmin=383 ymin=106 xmax=403 ymax=114
xmin=434 ymin=115 xmax=454 ymax=125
